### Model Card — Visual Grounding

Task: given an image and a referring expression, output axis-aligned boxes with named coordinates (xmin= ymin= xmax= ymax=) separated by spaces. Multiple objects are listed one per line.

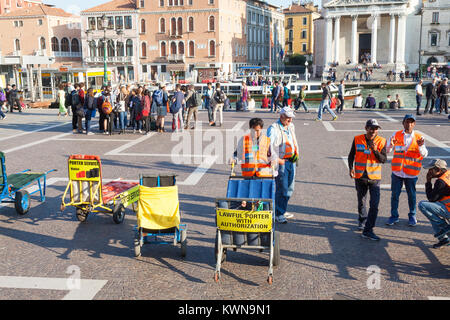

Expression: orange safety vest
xmin=241 ymin=134 xmax=272 ymax=177
xmin=438 ymin=171 xmax=450 ymax=213
xmin=391 ymin=130 xmax=424 ymax=177
xmin=281 ymin=130 xmax=298 ymax=160
xmin=353 ymin=134 xmax=386 ymax=180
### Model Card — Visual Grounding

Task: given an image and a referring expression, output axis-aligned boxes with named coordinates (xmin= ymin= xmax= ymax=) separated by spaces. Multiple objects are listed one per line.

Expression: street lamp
xmin=305 ymin=61 xmax=309 ymax=81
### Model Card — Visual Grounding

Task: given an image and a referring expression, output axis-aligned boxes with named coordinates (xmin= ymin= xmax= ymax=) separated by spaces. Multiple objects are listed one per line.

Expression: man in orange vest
xmin=418 ymin=159 xmax=450 ymax=249
xmin=231 ymin=118 xmax=277 ymax=178
xmin=386 ymin=114 xmax=428 ymax=227
xmin=348 ymin=119 xmax=387 ymax=241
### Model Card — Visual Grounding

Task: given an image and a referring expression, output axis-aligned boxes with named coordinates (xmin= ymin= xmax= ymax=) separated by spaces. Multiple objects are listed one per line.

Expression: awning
xmin=166 ymin=64 xmax=186 ymax=72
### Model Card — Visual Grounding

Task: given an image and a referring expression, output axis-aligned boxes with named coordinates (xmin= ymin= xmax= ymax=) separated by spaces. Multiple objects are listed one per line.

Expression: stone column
xmin=370 ymin=14 xmax=378 ymax=64
xmin=37 ymin=65 xmax=43 ymax=102
xmin=324 ymin=16 xmax=333 ymax=67
xmin=351 ymin=15 xmax=358 ymax=64
xmin=396 ymin=13 xmax=406 ymax=65
xmin=334 ymin=16 xmax=341 ymax=64
xmin=388 ymin=14 xmax=396 ymax=64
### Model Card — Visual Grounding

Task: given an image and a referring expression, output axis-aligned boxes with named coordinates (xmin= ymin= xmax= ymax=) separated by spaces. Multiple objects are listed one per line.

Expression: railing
xmin=167 ymin=54 xmax=185 ymax=62
xmin=84 ymin=56 xmax=133 ymax=63
xmin=53 ymin=52 xmax=82 ymax=58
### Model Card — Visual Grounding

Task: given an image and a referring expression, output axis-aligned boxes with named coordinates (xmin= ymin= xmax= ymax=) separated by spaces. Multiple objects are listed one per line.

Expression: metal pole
xmin=418 ymin=8 xmax=423 ymax=79
xmin=103 ymin=29 xmax=108 ymax=86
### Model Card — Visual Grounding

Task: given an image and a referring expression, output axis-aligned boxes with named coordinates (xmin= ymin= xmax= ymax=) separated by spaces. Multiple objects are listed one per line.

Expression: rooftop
xmin=82 ymin=0 xmax=137 ymax=13
xmin=0 ymin=4 xmax=74 ymax=18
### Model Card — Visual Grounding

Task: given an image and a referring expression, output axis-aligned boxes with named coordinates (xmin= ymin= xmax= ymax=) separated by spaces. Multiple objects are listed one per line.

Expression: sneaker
xmin=315 ymin=118 xmax=322 ymax=122
xmin=284 ymin=212 xmax=294 ymax=219
xmin=432 ymin=238 xmax=450 ymax=249
xmin=139 ymin=129 xmax=142 ymax=133
xmin=434 ymin=224 xmax=450 ymax=239
xmin=358 ymin=221 xmax=365 ymax=230
xmin=361 ymin=231 xmax=381 ymax=241
xmin=133 ymin=129 xmax=136 ymax=134
xmin=408 ymin=216 xmax=417 ymax=227
xmin=275 ymin=215 xmax=287 ymax=224
xmin=87 ymin=132 xmax=94 ymax=135
xmin=385 ymin=217 xmax=399 ymax=226
xmin=332 ymin=116 xmax=338 ymax=121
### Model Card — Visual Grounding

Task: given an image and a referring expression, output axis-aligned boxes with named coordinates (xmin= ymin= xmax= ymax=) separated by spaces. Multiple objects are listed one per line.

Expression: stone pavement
xmin=0 ymin=108 xmax=449 ymax=300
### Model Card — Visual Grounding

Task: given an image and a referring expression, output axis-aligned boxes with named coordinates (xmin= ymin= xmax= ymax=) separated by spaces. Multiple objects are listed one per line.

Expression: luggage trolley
xmin=60 ymin=155 xmax=139 ymax=224
xmin=134 ymin=174 xmax=187 ymax=258
xmin=0 ymin=151 xmax=56 ymax=215
xmin=214 ymin=164 xmax=280 ymax=284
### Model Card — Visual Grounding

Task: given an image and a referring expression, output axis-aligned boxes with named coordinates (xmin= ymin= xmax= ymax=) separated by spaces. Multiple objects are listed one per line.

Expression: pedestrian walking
xmin=386 ymin=114 xmax=428 ymax=227
xmin=205 ymin=82 xmax=214 ymax=125
xmin=267 ymin=107 xmax=299 ymax=224
xmin=294 ymin=85 xmax=309 ymax=113
xmin=415 ymin=79 xmax=423 ymax=115
xmin=152 ymin=83 xmax=168 ymax=133
xmin=337 ymin=79 xmax=345 ymax=114
xmin=170 ymin=83 xmax=185 ymax=133
xmin=84 ymin=88 xmax=96 ymax=135
xmin=57 ymin=84 xmax=68 ymax=118
xmin=316 ymin=81 xmax=338 ymax=121
xmin=211 ymin=82 xmax=226 ymax=127
xmin=282 ymin=82 xmax=290 ymax=107
xmin=185 ymin=85 xmax=202 ymax=130
xmin=418 ymin=159 xmax=450 ymax=249
xmin=348 ymin=119 xmax=387 ymax=240
xmin=270 ymin=80 xmax=282 ymax=113
xmin=8 ymin=84 xmax=22 ymax=113
xmin=71 ymin=84 xmax=85 ymax=133
xmin=424 ymin=78 xmax=438 ymax=114
xmin=438 ymin=78 xmax=448 ymax=114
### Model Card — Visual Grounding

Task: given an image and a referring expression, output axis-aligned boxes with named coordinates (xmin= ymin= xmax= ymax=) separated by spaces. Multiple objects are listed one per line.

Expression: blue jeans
xmin=418 ymin=201 xmax=450 ymax=240
xmin=435 ymin=98 xmax=440 ymax=113
xmin=84 ymin=108 xmax=95 ymax=133
xmin=390 ymin=173 xmax=418 ymax=219
xmin=118 ymin=111 xmax=127 ymax=130
xmin=275 ymin=161 xmax=296 ymax=217
xmin=295 ymin=101 xmax=308 ymax=112
xmin=205 ymin=98 xmax=213 ymax=122
xmin=0 ymin=108 xmax=5 ymax=119
xmin=270 ymin=98 xmax=281 ymax=112
xmin=317 ymin=99 xmax=336 ymax=120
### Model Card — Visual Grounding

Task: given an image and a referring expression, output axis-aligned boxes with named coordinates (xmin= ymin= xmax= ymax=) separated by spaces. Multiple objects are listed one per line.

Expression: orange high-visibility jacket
xmin=353 ymin=134 xmax=386 ymax=180
xmin=438 ymin=171 xmax=450 ymax=213
xmin=391 ymin=130 xmax=424 ymax=177
xmin=241 ymin=134 xmax=272 ymax=177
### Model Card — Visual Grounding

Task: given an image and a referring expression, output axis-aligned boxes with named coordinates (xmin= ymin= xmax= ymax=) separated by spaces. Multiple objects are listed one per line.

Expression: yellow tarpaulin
xmin=137 ymin=185 xmax=180 ymax=230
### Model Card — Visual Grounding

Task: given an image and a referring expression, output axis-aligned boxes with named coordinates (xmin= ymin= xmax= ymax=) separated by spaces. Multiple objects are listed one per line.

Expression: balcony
xmin=84 ymin=56 xmax=133 ymax=64
xmin=169 ymin=33 xmax=183 ymax=38
xmin=53 ymin=52 xmax=82 ymax=58
xmin=167 ymin=54 xmax=185 ymax=62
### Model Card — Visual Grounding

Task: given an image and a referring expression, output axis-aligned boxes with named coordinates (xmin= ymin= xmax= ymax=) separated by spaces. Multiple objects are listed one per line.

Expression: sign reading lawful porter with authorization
xmin=216 ymin=209 xmax=272 ymax=233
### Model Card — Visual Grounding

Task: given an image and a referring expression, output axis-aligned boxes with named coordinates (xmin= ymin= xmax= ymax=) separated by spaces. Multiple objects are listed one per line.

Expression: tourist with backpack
xmin=170 ymin=83 xmax=185 ymax=133
xmin=152 ymin=83 xmax=168 ymax=133
xmin=184 ymin=85 xmax=202 ymax=130
xmin=282 ymin=82 xmax=290 ymax=107
xmin=211 ymin=82 xmax=226 ymax=127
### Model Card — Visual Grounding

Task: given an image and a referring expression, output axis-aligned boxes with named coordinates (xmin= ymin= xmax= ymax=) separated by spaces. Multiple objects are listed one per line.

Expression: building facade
xmin=419 ymin=0 xmax=450 ymax=67
xmin=284 ymin=2 xmax=320 ymax=59
xmin=81 ymin=0 xmax=140 ymax=84
xmin=0 ymin=0 xmax=42 ymax=15
xmin=314 ymin=0 xmax=422 ymax=74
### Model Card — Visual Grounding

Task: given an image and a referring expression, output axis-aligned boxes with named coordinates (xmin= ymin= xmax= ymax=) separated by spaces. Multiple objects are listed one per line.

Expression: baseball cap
xmin=423 ymin=159 xmax=447 ymax=170
xmin=403 ymin=114 xmax=416 ymax=122
xmin=280 ymin=106 xmax=295 ymax=118
xmin=365 ymin=119 xmax=381 ymax=129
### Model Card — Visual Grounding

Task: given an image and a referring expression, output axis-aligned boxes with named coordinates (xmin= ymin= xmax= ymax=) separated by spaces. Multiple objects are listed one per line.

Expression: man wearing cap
xmin=418 ymin=159 xmax=450 ymax=249
xmin=348 ymin=119 xmax=387 ymax=240
xmin=386 ymin=114 xmax=428 ymax=227
xmin=267 ymin=107 xmax=299 ymax=224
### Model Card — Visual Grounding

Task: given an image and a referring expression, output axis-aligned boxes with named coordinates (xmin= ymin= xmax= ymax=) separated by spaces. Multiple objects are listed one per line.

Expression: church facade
xmin=314 ymin=0 xmax=422 ymax=74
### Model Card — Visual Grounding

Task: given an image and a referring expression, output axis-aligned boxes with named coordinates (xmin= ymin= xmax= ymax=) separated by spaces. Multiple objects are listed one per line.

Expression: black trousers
xmin=355 ymin=178 xmax=381 ymax=233
xmin=424 ymin=97 xmax=435 ymax=114
xmin=440 ymin=96 xmax=449 ymax=114
xmin=8 ymin=98 xmax=21 ymax=112
xmin=337 ymin=95 xmax=344 ymax=113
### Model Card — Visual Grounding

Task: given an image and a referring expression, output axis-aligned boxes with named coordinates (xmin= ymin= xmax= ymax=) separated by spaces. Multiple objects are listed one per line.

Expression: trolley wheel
xmin=60 ymin=203 xmax=65 ymax=212
xmin=134 ymin=239 xmax=141 ymax=257
xmin=180 ymin=228 xmax=187 ymax=257
xmin=15 ymin=190 xmax=30 ymax=215
xmin=214 ymin=272 xmax=220 ymax=283
xmin=112 ymin=203 xmax=125 ymax=224
xmin=214 ymin=231 xmax=227 ymax=263
xmin=76 ymin=208 xmax=89 ymax=222
xmin=273 ymin=230 xmax=280 ymax=267
xmin=267 ymin=275 xmax=273 ymax=285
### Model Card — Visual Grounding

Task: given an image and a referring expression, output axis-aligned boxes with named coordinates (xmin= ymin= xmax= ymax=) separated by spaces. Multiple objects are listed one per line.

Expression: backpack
xmin=153 ymin=90 xmax=163 ymax=106
xmin=71 ymin=90 xmax=80 ymax=107
xmin=65 ymin=91 xmax=72 ymax=107
xmin=193 ymin=91 xmax=203 ymax=107
xmin=102 ymin=101 xmax=112 ymax=115
xmin=214 ymin=90 xmax=225 ymax=104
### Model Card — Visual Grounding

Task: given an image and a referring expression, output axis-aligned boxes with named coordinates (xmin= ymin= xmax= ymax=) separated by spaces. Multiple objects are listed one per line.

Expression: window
xmin=88 ymin=17 xmax=96 ymax=30
xmin=115 ymin=16 xmax=123 ymax=30
xmin=209 ymin=40 xmax=215 ymax=56
xmin=161 ymin=65 xmax=166 ymax=73
xmin=209 ymin=0 xmax=214 ymax=4
xmin=189 ymin=41 xmax=195 ymax=57
xmin=71 ymin=38 xmax=80 ymax=52
xmin=97 ymin=17 xmax=104 ymax=30
xmin=188 ymin=17 xmax=194 ymax=32
xmin=303 ymin=17 xmax=307 ymax=25
xmin=289 ymin=30 xmax=293 ymax=41
xmin=209 ymin=16 xmax=215 ymax=31
xmin=98 ymin=41 xmax=105 ymax=57
xmin=14 ymin=39 xmax=20 ymax=51
xmin=432 ymin=12 xmax=439 ymax=23
xmin=301 ymin=30 xmax=307 ymax=39
xmin=430 ymin=33 xmax=438 ymax=46
xmin=141 ymin=42 xmax=147 ymax=57
xmin=177 ymin=17 xmax=183 ymax=35
xmin=40 ymin=37 xmax=46 ymax=50
xmin=116 ymin=41 xmax=124 ymax=56
xmin=124 ymin=16 xmax=132 ymax=29
xmin=171 ymin=18 xmax=176 ymax=35
xmin=140 ymin=0 xmax=144 ymax=7
xmin=302 ymin=43 xmax=307 ymax=52
xmin=126 ymin=39 xmax=133 ymax=56
xmin=38 ymin=19 xmax=43 ymax=26
xmin=51 ymin=37 xmax=59 ymax=51
xmin=160 ymin=42 xmax=166 ymax=56
xmin=61 ymin=38 xmax=70 ymax=52
xmin=160 ymin=18 xmax=165 ymax=32
xmin=178 ymin=42 xmax=184 ymax=55
xmin=89 ymin=41 xmax=96 ymax=56
xmin=107 ymin=16 xmax=114 ymax=29
xmin=141 ymin=19 xmax=146 ymax=33
xmin=160 ymin=0 xmax=164 ymax=6
xmin=287 ymin=18 xmax=293 ymax=27
xmin=170 ymin=42 xmax=177 ymax=54
xmin=107 ymin=40 xmax=115 ymax=56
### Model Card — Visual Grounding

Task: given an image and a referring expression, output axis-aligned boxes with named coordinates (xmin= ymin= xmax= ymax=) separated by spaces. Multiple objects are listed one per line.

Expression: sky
xmin=45 ymin=0 xmax=321 ymax=15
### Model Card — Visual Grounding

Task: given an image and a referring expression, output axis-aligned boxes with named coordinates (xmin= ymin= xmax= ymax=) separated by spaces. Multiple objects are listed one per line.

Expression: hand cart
xmin=60 ymin=154 xmax=139 ymax=224
xmin=0 ymin=151 xmax=56 ymax=215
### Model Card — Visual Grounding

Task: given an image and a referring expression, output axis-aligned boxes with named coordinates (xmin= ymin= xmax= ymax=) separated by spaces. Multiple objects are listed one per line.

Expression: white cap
xmin=280 ymin=106 xmax=295 ymax=118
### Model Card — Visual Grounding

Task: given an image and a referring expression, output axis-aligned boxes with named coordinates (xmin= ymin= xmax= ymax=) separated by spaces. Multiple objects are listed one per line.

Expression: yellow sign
xmin=68 ymin=159 xmax=101 ymax=182
xmin=119 ymin=185 xmax=140 ymax=207
xmin=216 ymin=209 xmax=272 ymax=233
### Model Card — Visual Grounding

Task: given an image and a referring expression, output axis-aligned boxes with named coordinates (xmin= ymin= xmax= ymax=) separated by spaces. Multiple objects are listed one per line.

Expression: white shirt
xmin=354 ymin=96 xmax=363 ymax=107
xmin=415 ymin=84 xmax=423 ymax=96
xmin=386 ymin=130 xmax=428 ymax=179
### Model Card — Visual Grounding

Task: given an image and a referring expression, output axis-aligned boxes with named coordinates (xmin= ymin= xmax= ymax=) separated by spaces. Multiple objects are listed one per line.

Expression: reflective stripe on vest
xmin=438 ymin=171 xmax=450 ymax=212
xmin=353 ymin=134 xmax=386 ymax=180
xmin=241 ymin=135 xmax=271 ymax=177
xmin=391 ymin=131 xmax=423 ymax=177
xmin=281 ymin=130 xmax=297 ymax=159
